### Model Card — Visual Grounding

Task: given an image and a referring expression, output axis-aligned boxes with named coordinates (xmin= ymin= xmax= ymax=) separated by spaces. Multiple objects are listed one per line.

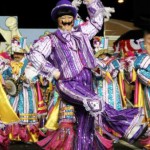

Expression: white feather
xmin=72 ymin=0 xmax=82 ymax=10
xmin=72 ymin=0 xmax=115 ymax=22
xmin=104 ymin=7 xmax=115 ymax=22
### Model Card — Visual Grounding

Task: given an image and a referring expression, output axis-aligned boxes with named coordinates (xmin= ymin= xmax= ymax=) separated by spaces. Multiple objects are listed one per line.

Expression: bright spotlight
xmin=118 ymin=0 xmax=124 ymax=3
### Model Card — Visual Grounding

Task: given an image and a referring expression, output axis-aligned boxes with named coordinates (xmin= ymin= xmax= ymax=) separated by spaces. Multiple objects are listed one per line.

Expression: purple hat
xmin=51 ymin=0 xmax=77 ymax=21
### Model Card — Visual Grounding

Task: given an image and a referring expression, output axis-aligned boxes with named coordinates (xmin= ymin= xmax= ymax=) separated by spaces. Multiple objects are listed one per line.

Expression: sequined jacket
xmin=28 ymin=0 xmax=104 ymax=80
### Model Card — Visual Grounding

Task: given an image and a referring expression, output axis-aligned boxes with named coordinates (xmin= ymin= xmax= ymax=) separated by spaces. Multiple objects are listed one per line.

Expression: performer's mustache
xmin=62 ymin=21 xmax=73 ymax=26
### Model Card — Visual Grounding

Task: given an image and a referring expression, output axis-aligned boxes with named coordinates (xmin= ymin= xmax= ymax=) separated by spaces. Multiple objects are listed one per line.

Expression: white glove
xmin=52 ymin=70 xmax=61 ymax=80
xmin=24 ymin=65 xmax=39 ymax=82
xmin=104 ymin=7 xmax=115 ymax=22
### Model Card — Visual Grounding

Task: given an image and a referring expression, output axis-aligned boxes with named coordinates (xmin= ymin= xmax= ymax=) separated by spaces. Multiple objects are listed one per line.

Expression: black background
xmin=0 ymin=0 xmax=133 ymax=28
xmin=0 ymin=0 xmax=149 ymax=29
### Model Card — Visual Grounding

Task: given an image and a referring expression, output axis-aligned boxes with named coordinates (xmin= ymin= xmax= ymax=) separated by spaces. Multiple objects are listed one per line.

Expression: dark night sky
xmin=0 ymin=0 xmax=134 ymax=28
xmin=0 ymin=0 xmax=149 ymax=29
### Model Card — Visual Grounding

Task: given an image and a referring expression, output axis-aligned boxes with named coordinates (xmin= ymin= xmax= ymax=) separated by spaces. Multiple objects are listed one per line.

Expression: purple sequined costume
xmin=28 ymin=0 xmax=146 ymax=149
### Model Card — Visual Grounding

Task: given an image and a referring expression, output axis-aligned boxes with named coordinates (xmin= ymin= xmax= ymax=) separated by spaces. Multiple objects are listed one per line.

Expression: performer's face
xmin=58 ymin=15 xmax=74 ymax=31
xmin=144 ymin=34 xmax=150 ymax=45
xmin=144 ymin=33 xmax=150 ymax=55
xmin=13 ymin=53 xmax=24 ymax=62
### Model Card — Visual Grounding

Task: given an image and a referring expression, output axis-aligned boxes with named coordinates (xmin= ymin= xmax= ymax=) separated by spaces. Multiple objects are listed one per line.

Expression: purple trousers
xmin=56 ymin=68 xmax=143 ymax=149
xmin=56 ymin=68 xmax=107 ymax=150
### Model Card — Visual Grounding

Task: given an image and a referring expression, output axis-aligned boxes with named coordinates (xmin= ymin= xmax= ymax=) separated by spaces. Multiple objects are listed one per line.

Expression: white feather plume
xmin=104 ymin=7 xmax=115 ymax=22
xmin=72 ymin=0 xmax=82 ymax=10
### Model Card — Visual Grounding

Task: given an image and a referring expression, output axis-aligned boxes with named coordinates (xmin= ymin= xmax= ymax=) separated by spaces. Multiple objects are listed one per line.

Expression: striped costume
xmin=134 ymin=53 xmax=150 ymax=121
xmin=94 ymin=56 xmax=123 ymax=110
xmin=126 ymin=52 xmax=150 ymax=149
xmin=2 ymin=57 xmax=38 ymax=142
xmin=28 ymin=0 xmax=146 ymax=149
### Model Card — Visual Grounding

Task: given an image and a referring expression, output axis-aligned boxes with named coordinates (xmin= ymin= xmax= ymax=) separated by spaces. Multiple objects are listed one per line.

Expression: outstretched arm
xmin=79 ymin=0 xmax=104 ymax=40
xmin=28 ymin=36 xmax=60 ymax=81
xmin=137 ymin=69 xmax=150 ymax=87
xmin=108 ymin=59 xmax=120 ymax=78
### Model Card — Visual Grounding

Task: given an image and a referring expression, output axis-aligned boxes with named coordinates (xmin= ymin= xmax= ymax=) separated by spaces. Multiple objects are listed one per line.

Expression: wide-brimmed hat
xmin=51 ymin=0 xmax=77 ymax=21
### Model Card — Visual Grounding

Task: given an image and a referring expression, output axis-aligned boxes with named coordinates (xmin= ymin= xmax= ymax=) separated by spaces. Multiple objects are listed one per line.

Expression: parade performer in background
xmin=0 ymin=52 xmax=20 ymax=149
xmin=29 ymin=0 xmax=147 ymax=149
xmin=2 ymin=36 xmax=39 ymax=143
xmin=93 ymin=36 xmax=126 ymax=110
xmin=38 ymin=92 xmax=76 ymax=150
xmin=0 ymin=17 xmax=29 ymax=53
xmin=114 ymin=38 xmax=143 ymax=102
xmin=125 ymin=30 xmax=150 ymax=149
xmin=93 ymin=37 xmax=126 ymax=143
xmin=38 ymin=70 xmax=76 ymax=150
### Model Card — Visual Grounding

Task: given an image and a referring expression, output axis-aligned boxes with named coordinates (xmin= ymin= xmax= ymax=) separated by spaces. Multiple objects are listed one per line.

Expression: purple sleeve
xmin=79 ymin=0 xmax=104 ymax=40
xmin=28 ymin=36 xmax=58 ymax=81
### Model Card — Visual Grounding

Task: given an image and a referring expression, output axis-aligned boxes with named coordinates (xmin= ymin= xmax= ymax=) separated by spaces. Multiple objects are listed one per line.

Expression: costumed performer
xmin=29 ymin=0 xmax=146 ymax=149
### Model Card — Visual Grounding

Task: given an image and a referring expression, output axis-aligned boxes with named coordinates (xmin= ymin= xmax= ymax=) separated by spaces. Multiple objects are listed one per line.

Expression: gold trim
xmin=20 ymin=118 xmax=38 ymax=120
xmin=20 ymin=113 xmax=37 ymax=116
xmin=60 ymin=106 xmax=74 ymax=111
xmin=38 ymin=106 xmax=47 ymax=111
xmin=59 ymin=112 xmax=75 ymax=116
xmin=38 ymin=101 xmax=44 ymax=105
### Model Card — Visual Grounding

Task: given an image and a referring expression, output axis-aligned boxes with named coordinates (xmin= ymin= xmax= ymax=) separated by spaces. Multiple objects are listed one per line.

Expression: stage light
xmin=118 ymin=0 xmax=124 ymax=3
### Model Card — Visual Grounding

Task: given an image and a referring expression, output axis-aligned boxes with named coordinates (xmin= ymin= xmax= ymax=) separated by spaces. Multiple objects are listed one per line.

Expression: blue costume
xmin=95 ymin=56 xmax=123 ymax=110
